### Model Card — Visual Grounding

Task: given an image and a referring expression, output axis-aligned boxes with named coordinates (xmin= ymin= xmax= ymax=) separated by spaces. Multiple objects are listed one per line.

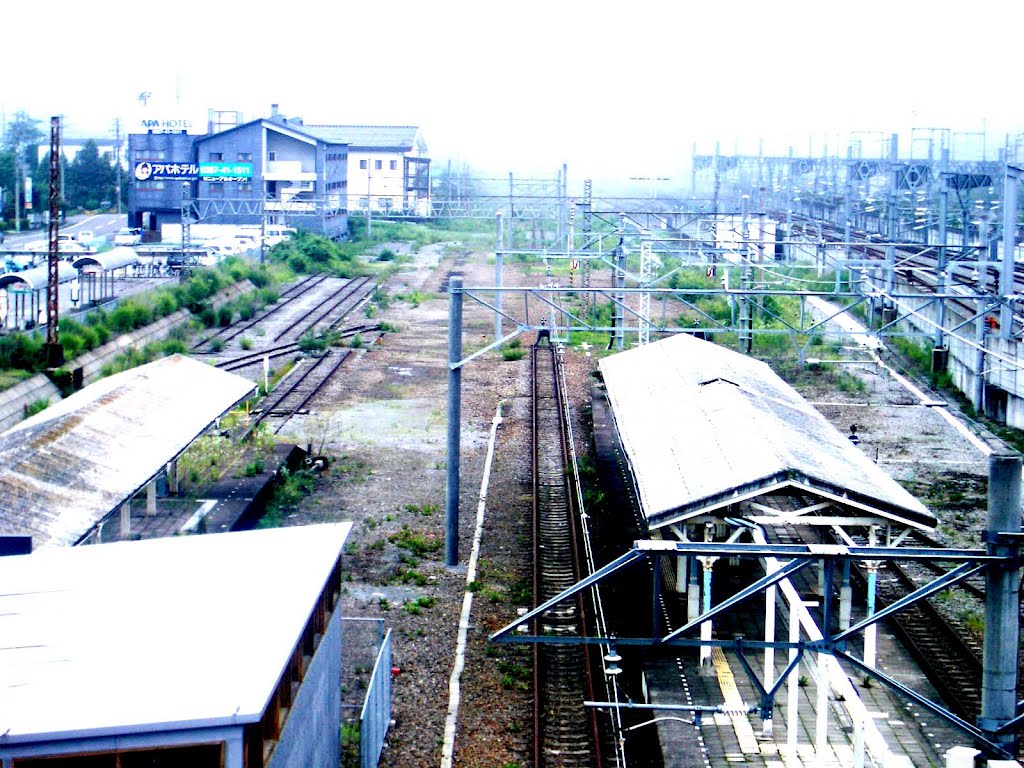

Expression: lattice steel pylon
xmin=45 ymin=116 xmax=64 ymax=368
xmin=581 ymin=179 xmax=592 ymax=312
xmin=638 ymin=239 xmax=652 ymax=346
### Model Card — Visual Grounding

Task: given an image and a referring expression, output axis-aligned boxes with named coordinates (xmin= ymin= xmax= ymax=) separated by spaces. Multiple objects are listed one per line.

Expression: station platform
xmin=590 ymin=385 xmax=976 ymax=767
xmin=647 ymin=617 xmax=966 ymax=767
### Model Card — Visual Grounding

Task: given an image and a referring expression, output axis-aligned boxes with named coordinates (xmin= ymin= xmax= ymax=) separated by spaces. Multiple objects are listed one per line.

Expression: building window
xmin=209 ymin=183 xmax=224 ymax=196
xmin=208 ymin=152 xmax=223 ymax=161
xmin=268 ymin=151 xmax=277 ymax=161
xmin=238 ymin=152 xmax=253 ymax=161
xmin=136 ymin=181 xmax=166 ymax=191
xmin=374 ymin=160 xmax=382 ymax=171
xmin=378 ymin=197 xmax=393 ymax=210
xmin=358 ymin=197 xmax=369 ymax=209
xmin=359 ymin=159 xmax=367 ymax=170
xmin=135 ymin=150 xmax=166 ymax=161
xmin=238 ymin=183 xmax=252 ymax=193
xmin=390 ymin=160 xmax=397 ymax=171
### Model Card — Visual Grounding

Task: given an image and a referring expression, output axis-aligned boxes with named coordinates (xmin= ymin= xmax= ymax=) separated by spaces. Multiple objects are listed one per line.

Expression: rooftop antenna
xmin=138 ymin=91 xmax=152 ymax=107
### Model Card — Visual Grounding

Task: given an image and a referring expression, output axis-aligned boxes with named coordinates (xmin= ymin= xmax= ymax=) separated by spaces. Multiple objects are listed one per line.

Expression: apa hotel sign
xmin=137 ymin=113 xmax=206 ymax=135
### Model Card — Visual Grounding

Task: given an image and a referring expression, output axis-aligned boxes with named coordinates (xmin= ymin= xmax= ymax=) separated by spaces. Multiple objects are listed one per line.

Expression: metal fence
xmin=341 ymin=618 xmax=393 ymax=768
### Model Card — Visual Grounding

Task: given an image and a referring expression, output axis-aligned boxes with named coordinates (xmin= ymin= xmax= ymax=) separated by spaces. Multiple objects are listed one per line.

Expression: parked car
xmin=114 ymin=227 xmax=143 ymax=246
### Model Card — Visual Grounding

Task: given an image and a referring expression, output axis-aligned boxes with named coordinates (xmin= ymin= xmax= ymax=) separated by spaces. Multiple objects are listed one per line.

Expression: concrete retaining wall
xmin=0 ymin=280 xmax=254 ymax=434
xmin=874 ymin=271 xmax=1024 ymax=429
xmin=0 ymin=374 xmax=63 ymax=433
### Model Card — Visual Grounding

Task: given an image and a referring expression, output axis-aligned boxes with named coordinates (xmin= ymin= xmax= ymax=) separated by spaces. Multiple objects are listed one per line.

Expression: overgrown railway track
xmin=531 ymin=342 xmax=602 ymax=768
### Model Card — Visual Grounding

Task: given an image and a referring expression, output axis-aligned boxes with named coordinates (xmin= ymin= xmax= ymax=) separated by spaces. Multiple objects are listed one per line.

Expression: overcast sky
xmin=4 ymin=0 xmax=1022 ymax=188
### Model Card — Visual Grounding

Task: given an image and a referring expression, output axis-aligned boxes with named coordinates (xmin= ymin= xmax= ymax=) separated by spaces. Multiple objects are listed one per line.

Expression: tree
xmin=65 ymin=141 xmax=116 ymax=211
xmin=1 ymin=112 xmax=44 ymax=230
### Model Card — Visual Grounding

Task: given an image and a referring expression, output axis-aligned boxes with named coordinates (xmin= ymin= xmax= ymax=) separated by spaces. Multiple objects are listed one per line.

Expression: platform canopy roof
xmin=598 ymin=333 xmax=934 ymax=531
xmin=0 ymin=523 xmax=351 ymax=744
xmin=71 ymin=246 xmax=140 ymax=271
xmin=0 ymin=261 xmax=77 ymax=291
xmin=0 ymin=354 xmax=257 ymax=549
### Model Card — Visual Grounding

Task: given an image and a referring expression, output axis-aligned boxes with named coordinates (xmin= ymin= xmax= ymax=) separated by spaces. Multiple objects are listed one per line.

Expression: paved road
xmin=2 ymin=213 xmax=126 ymax=250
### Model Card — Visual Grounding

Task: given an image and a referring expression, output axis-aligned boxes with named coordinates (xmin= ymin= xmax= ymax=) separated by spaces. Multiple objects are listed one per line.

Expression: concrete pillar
xmin=166 ymin=459 xmax=179 ymax=496
xmin=839 ymin=560 xmax=852 ymax=632
xmin=444 ymin=276 xmax=463 ymax=566
xmin=119 ymin=502 xmax=131 ymax=538
xmin=146 ymin=480 xmax=157 ymax=516
xmin=999 ymin=166 xmax=1020 ymax=338
xmin=687 ymin=558 xmax=701 ymax=624
xmin=981 ymin=453 xmax=1023 ymax=752
xmin=699 ymin=557 xmax=714 ymax=667
xmin=864 ymin=562 xmax=879 ymax=668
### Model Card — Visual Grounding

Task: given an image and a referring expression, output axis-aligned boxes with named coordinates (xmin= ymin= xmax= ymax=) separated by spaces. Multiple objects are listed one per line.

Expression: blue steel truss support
xmin=732 ymin=638 xmax=805 ymax=720
xmin=834 ymin=649 xmax=1011 ymax=759
xmin=488 ymin=536 xmax=1017 ymax=756
xmin=833 ymin=561 xmax=985 ymax=643
xmin=662 ymin=557 xmax=812 ymax=642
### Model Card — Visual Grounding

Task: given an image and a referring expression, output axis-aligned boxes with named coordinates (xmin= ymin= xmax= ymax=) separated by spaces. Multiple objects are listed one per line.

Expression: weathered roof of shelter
xmin=0 ymin=354 xmax=257 ymax=549
xmin=71 ymin=246 xmax=140 ymax=271
xmin=0 ymin=523 xmax=351 ymax=743
xmin=0 ymin=261 xmax=78 ymax=291
xmin=303 ymin=124 xmax=425 ymax=151
xmin=598 ymin=333 xmax=934 ymax=530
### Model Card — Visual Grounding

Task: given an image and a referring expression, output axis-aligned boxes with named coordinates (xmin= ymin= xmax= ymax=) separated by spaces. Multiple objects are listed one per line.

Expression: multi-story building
xmin=303 ymin=124 xmax=431 ymax=215
xmin=127 ymin=109 xmax=350 ymax=241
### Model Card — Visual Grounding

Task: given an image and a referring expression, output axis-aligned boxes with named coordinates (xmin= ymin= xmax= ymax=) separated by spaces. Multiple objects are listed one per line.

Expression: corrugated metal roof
xmin=71 ymin=247 xmax=140 ymax=272
xmin=0 ymin=355 xmax=257 ymax=549
xmin=598 ymin=333 xmax=933 ymax=530
xmin=0 ymin=261 xmax=78 ymax=291
xmin=303 ymin=124 xmax=424 ymax=151
xmin=0 ymin=522 xmax=351 ymax=742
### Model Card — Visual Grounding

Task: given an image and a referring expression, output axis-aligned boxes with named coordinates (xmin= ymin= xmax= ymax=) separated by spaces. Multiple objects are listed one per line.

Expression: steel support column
xmin=445 ymin=277 xmax=464 ymax=566
xmin=1000 ymin=165 xmax=1021 ymax=338
xmin=980 ymin=453 xmax=1022 ymax=751
xmin=495 ymin=212 xmax=503 ymax=340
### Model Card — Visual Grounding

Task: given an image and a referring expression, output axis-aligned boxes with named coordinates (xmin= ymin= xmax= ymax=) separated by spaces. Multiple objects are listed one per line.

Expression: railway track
xmin=244 ymin=327 xmax=384 ymax=436
xmin=531 ymin=342 xmax=601 ymax=768
xmin=191 ymin=273 xmax=331 ymax=351
xmin=271 ymin=275 xmax=375 ymax=342
xmin=770 ymin=522 xmax=986 ymax=724
xmin=216 ymin=324 xmax=381 ymax=373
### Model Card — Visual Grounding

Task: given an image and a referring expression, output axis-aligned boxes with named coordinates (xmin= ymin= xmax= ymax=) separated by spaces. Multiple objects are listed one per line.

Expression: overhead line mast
xmin=45 ymin=116 xmax=64 ymax=368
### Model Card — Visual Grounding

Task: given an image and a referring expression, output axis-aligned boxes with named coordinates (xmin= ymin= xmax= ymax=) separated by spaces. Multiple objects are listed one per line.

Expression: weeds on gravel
xmin=403 ymin=596 xmax=436 ymax=614
xmin=405 ymin=503 xmax=438 ymax=516
xmin=258 ymin=467 xmax=318 ymax=528
xmin=389 ymin=525 xmax=443 ymax=557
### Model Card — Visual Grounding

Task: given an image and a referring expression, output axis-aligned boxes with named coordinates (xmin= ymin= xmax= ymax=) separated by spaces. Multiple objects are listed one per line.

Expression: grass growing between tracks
xmin=0 ymin=257 xmax=286 ymax=385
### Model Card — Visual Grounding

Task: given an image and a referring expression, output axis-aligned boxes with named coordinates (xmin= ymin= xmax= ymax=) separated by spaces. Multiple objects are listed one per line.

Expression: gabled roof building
xmin=303 ymin=123 xmax=431 ymax=216
xmin=0 ymin=523 xmax=351 ymax=768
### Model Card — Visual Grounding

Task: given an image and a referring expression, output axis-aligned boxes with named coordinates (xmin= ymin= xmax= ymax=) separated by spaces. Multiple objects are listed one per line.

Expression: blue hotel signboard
xmin=133 ymin=162 xmax=254 ymax=183
xmin=198 ymin=162 xmax=254 ymax=182
xmin=134 ymin=162 xmax=200 ymax=181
